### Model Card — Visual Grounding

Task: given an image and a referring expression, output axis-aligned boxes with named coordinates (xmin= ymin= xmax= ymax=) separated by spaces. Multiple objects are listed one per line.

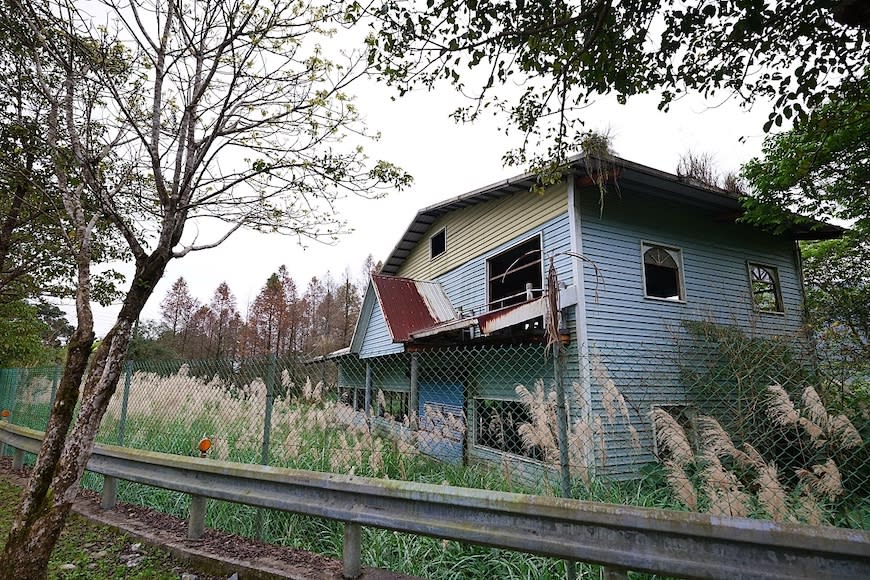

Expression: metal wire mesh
xmin=1 ymin=329 xmax=867 ymax=530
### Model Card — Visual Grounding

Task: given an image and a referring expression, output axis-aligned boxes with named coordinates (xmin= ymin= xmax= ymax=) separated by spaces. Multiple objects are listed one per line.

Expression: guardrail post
xmin=342 ymin=522 xmax=362 ymax=579
xmin=188 ymin=494 xmax=207 ymax=540
xmin=601 ymin=566 xmax=629 ymax=580
xmin=12 ymin=447 xmax=24 ymax=470
xmin=101 ymin=476 xmax=118 ymax=510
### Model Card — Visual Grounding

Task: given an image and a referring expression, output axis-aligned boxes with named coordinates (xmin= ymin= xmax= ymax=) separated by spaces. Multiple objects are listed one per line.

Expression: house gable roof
xmin=349 ymin=274 xmax=460 ymax=352
xmin=380 ymin=153 xmax=843 ymax=275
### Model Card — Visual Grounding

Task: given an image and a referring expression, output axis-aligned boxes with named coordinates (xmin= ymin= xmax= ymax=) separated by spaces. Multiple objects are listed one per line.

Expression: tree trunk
xmin=0 ymin=326 xmax=94 ymax=576
xmin=0 ymin=260 xmax=166 ymax=578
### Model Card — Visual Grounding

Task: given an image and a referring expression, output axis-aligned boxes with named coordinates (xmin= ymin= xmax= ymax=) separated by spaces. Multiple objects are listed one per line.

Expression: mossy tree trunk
xmin=0 ymin=260 xmax=167 ymax=578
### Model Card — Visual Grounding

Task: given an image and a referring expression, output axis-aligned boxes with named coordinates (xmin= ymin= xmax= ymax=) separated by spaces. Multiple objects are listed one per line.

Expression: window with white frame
xmin=642 ymin=243 xmax=685 ymax=301
xmin=430 ymin=228 xmax=446 ymax=259
xmin=748 ymin=263 xmax=783 ymax=312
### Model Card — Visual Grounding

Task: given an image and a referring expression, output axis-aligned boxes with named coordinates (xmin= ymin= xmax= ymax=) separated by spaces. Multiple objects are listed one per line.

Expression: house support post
xmin=409 ymin=353 xmax=419 ymax=430
xmin=101 ymin=475 xmax=118 ymax=510
xmin=364 ymin=362 xmax=372 ymax=422
xmin=342 ymin=522 xmax=362 ymax=578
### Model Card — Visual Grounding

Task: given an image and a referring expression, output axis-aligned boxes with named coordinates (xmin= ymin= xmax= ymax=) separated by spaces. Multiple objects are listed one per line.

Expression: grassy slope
xmin=0 ymin=479 xmax=209 ymax=579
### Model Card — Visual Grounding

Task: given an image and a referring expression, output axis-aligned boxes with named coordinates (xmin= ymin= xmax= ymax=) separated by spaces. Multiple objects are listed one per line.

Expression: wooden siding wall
xmin=359 ymin=299 xmax=404 ymax=359
xmin=397 ymin=183 xmax=568 ymax=281
xmin=575 ymin=187 xmax=806 ymax=479
xmin=432 ymin=212 xmax=575 ymax=317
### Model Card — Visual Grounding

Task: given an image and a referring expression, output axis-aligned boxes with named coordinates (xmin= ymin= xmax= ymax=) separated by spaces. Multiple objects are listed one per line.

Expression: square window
xmin=748 ymin=263 xmax=783 ymax=312
xmin=487 ymin=235 xmax=543 ymax=310
xmin=642 ymin=243 xmax=685 ymax=301
xmin=474 ymin=398 xmax=544 ymax=461
xmin=430 ymin=228 xmax=446 ymax=259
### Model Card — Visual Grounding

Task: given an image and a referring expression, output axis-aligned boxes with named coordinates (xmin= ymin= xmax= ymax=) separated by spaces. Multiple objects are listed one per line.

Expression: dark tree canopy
xmin=366 ymin=1 xmax=868 ymax=166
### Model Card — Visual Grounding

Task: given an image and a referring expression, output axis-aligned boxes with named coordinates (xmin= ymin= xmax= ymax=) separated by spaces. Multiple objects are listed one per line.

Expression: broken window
xmin=749 ymin=263 xmax=783 ymax=312
xmin=642 ymin=243 xmax=684 ymax=301
xmin=487 ymin=235 xmax=543 ymax=310
xmin=430 ymin=228 xmax=446 ymax=259
xmin=474 ymin=398 xmax=544 ymax=461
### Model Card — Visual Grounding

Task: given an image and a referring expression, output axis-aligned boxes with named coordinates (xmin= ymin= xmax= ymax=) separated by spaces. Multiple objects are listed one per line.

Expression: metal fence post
xmin=8 ymin=369 xmax=19 ymax=424
xmin=50 ymin=363 xmax=61 ymax=408
xmin=553 ymin=345 xmax=572 ymax=498
xmin=553 ymin=342 xmax=576 ymax=580
xmin=364 ymin=361 xmax=372 ymax=420
xmin=117 ymin=361 xmax=132 ymax=446
xmin=255 ymin=353 xmax=277 ymax=540
xmin=409 ymin=354 xmax=419 ymax=430
xmin=261 ymin=353 xmax=276 ymax=465
xmin=0 ymin=369 xmax=10 ymax=457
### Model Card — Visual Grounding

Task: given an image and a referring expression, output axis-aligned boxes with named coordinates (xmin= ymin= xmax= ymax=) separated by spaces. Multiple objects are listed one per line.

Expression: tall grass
xmin=72 ymin=365 xmax=680 ymax=577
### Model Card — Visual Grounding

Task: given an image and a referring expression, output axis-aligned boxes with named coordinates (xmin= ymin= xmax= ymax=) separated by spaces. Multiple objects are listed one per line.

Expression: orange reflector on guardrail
xmin=198 ymin=436 xmax=211 ymax=458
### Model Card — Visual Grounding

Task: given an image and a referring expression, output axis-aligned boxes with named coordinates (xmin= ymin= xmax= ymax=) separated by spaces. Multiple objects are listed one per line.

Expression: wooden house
xmin=333 ymin=154 xmax=839 ymax=479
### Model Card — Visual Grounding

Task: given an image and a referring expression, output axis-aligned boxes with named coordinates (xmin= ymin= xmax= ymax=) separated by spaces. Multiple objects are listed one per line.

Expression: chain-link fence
xmin=2 ymin=327 xmax=867 ymax=532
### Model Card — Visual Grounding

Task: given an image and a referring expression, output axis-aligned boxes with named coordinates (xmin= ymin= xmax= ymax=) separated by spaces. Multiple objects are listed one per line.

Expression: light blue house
xmin=335 ymin=154 xmax=839 ymax=480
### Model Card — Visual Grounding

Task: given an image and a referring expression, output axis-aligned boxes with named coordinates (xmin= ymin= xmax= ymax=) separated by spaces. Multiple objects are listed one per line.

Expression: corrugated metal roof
xmin=371 ymin=274 xmax=458 ymax=343
xmin=477 ymin=297 xmax=549 ymax=335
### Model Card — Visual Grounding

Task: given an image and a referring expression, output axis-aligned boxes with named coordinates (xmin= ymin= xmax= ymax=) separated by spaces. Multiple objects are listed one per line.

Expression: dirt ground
xmin=0 ymin=456 xmax=419 ymax=580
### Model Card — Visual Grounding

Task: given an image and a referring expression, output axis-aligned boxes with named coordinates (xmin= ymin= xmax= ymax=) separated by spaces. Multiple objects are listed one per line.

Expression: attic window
xmin=642 ymin=243 xmax=685 ymax=301
xmin=749 ymin=263 xmax=783 ymax=312
xmin=487 ymin=235 xmax=543 ymax=310
xmin=430 ymin=228 xmax=446 ymax=259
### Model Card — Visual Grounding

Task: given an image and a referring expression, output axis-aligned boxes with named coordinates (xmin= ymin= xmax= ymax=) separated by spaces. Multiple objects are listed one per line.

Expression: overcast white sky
xmin=63 ymin=69 xmax=775 ymax=337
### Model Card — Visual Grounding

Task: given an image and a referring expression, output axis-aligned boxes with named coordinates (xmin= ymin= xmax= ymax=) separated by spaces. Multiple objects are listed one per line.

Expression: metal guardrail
xmin=1 ymin=422 xmax=868 ymax=579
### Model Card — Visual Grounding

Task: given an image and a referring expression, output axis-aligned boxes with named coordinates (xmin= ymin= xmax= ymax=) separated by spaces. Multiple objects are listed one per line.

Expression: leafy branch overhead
xmin=0 ymin=0 xmax=410 ymax=574
xmin=366 ymin=1 xmax=867 ymax=165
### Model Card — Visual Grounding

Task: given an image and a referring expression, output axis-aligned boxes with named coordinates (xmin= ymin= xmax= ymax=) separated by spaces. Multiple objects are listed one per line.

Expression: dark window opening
xmin=430 ymin=229 xmax=446 ymax=259
xmin=488 ymin=236 xmax=543 ymax=310
xmin=643 ymin=245 xmax=683 ymax=301
xmin=377 ymin=390 xmax=409 ymax=423
xmin=749 ymin=264 xmax=783 ymax=312
xmin=475 ymin=398 xmax=544 ymax=461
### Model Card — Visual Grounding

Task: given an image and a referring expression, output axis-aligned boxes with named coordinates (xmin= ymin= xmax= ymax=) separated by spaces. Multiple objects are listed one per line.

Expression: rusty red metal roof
xmin=371 ymin=274 xmax=458 ymax=342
